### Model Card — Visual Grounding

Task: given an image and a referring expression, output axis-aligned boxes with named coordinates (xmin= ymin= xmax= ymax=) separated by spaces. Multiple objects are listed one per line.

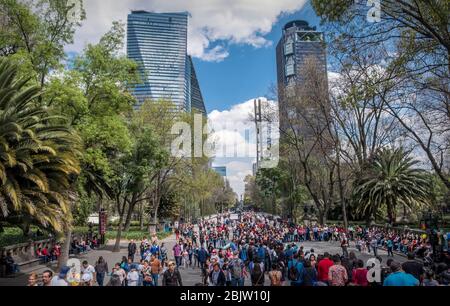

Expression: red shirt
xmin=317 ymin=258 xmax=334 ymax=281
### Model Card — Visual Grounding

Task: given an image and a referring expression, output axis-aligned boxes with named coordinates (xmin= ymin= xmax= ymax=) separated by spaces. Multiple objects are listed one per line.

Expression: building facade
xmin=127 ymin=11 xmax=206 ymax=115
xmin=212 ymin=166 xmax=227 ymax=178
xmin=276 ymin=20 xmax=327 ymax=136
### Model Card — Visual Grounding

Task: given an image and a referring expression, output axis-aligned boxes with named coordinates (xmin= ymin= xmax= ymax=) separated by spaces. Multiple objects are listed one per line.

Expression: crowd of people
xmin=171 ymin=212 xmax=450 ymax=286
xmin=20 ymin=211 xmax=450 ymax=286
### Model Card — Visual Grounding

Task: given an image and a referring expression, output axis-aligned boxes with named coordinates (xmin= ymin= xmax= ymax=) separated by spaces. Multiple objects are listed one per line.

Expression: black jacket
xmin=162 ymin=269 xmax=183 ymax=286
xmin=128 ymin=243 xmax=137 ymax=255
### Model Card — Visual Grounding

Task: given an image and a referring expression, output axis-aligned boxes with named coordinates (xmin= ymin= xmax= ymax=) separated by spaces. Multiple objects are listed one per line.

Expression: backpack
xmin=288 ymin=262 xmax=299 ymax=281
xmin=258 ymin=247 xmax=265 ymax=260
xmin=231 ymin=260 xmax=242 ymax=279
xmin=239 ymin=248 xmax=247 ymax=261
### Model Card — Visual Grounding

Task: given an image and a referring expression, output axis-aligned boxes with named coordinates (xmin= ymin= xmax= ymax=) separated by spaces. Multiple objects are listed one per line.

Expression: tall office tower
xmin=127 ymin=11 xmax=206 ymax=115
xmin=276 ymin=20 xmax=328 ymax=138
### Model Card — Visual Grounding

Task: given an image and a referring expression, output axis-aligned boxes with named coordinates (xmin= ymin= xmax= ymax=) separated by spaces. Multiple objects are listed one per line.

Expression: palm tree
xmin=0 ymin=58 xmax=81 ymax=233
xmin=353 ymin=148 xmax=431 ymax=225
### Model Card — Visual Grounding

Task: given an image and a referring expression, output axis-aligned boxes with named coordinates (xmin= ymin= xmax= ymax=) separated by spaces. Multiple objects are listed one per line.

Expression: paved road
xmin=0 ymin=235 xmax=407 ymax=286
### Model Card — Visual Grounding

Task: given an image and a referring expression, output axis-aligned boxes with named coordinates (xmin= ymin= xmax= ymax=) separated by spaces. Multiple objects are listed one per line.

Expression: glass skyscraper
xmin=127 ymin=11 xmax=206 ymax=115
xmin=276 ymin=20 xmax=327 ymax=136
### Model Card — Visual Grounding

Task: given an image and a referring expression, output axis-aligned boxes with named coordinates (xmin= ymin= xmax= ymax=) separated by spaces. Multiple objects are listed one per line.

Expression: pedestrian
xmin=127 ymin=264 xmax=139 ymax=286
xmin=128 ymin=239 xmax=137 ymax=262
xmin=112 ymin=262 xmax=127 ymax=286
xmin=383 ymin=261 xmax=419 ymax=286
xmin=401 ymin=252 xmax=424 ymax=283
xmin=162 ymin=261 xmax=183 ymax=286
xmin=50 ymin=266 xmax=70 ymax=286
xmin=328 ymin=255 xmax=348 ymax=286
xmin=41 ymin=270 xmax=53 ymax=287
xmin=301 ymin=260 xmax=317 ymax=286
xmin=150 ymin=254 xmax=162 ymax=286
xmin=209 ymin=262 xmax=226 ymax=286
xmin=94 ymin=256 xmax=109 ymax=286
xmin=28 ymin=272 xmax=39 ymax=286
xmin=351 ymin=259 xmax=368 ymax=286
xmin=251 ymin=260 xmax=265 ymax=286
xmin=268 ymin=263 xmax=283 ymax=286
xmin=317 ymin=252 xmax=334 ymax=284
xmin=173 ymin=242 xmax=182 ymax=268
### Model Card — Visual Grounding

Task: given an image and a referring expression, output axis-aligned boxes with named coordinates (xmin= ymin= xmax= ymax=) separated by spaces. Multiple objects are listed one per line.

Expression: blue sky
xmin=193 ymin=1 xmax=320 ymax=112
xmin=66 ymin=0 xmax=322 ymax=198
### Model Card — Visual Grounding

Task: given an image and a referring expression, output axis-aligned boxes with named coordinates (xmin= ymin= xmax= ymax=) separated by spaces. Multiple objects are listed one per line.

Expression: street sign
xmin=99 ymin=210 xmax=107 ymax=235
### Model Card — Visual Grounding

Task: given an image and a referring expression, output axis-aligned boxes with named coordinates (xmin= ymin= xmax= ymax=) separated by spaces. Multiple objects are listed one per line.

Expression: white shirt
xmin=127 ymin=270 xmax=139 ymax=286
xmin=81 ymin=265 xmax=95 ymax=280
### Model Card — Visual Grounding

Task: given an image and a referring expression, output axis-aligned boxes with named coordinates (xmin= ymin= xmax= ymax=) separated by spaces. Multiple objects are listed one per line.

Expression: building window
xmin=284 ymin=42 xmax=294 ymax=55
xmin=285 ymin=63 xmax=295 ymax=77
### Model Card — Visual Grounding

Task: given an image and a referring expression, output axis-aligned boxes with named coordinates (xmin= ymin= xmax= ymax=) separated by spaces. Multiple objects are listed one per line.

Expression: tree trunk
xmin=57 ymin=228 xmax=72 ymax=269
xmin=139 ymin=202 xmax=144 ymax=231
xmin=113 ymin=214 xmax=124 ymax=252
xmin=123 ymin=201 xmax=135 ymax=232
xmin=336 ymin=156 xmax=348 ymax=229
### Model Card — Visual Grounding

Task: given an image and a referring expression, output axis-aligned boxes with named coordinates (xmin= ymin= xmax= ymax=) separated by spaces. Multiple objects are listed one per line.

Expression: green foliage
xmin=352 ymin=148 xmax=432 ymax=224
xmin=0 ymin=0 xmax=85 ymax=84
xmin=0 ymin=57 xmax=81 ymax=233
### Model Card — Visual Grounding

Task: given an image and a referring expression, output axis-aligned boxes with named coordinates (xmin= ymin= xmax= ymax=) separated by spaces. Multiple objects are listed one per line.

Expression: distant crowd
xmin=12 ymin=211 xmax=450 ymax=286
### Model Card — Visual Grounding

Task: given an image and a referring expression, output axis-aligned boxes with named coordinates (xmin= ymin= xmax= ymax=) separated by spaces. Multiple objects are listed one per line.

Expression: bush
xmin=72 ymin=226 xmax=172 ymax=242
xmin=0 ymin=227 xmax=48 ymax=248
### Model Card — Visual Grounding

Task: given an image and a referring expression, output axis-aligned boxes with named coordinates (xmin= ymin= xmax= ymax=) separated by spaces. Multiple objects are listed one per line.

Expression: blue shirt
xmin=288 ymin=260 xmax=304 ymax=283
xmin=383 ymin=272 xmax=419 ymax=286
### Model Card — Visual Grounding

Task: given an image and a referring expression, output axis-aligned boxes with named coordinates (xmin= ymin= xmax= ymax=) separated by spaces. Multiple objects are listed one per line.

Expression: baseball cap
xmin=59 ymin=266 xmax=71 ymax=278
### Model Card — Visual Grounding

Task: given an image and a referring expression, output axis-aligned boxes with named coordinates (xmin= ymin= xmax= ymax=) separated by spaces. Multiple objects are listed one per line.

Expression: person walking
xmin=341 ymin=234 xmax=349 ymax=258
xmin=94 ymin=256 xmax=109 ymax=286
xmin=162 ymin=261 xmax=183 ymax=286
xmin=251 ymin=261 xmax=265 ymax=286
xmin=173 ymin=242 xmax=182 ymax=268
xmin=370 ymin=236 xmax=378 ymax=257
xmin=268 ymin=263 xmax=283 ymax=286
xmin=128 ymin=239 xmax=137 ymax=262
xmin=150 ymin=254 xmax=162 ymax=286
xmin=209 ymin=262 xmax=226 ymax=286
xmin=328 ymin=255 xmax=348 ymax=286
xmin=229 ymin=251 xmax=245 ymax=286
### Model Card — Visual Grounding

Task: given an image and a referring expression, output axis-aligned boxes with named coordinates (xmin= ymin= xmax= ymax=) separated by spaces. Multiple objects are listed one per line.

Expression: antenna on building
xmin=254 ymin=98 xmax=263 ymax=172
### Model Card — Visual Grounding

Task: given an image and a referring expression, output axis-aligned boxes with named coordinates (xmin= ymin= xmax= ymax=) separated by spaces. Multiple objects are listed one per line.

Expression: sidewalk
xmin=0 ymin=234 xmax=177 ymax=286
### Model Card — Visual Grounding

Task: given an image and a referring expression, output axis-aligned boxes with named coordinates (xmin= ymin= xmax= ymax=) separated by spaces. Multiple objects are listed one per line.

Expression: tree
xmin=0 ymin=0 xmax=85 ymax=87
xmin=110 ymin=126 xmax=165 ymax=252
xmin=352 ymin=148 xmax=432 ymax=225
xmin=0 ymin=57 xmax=80 ymax=233
xmin=312 ymin=0 xmax=450 ymax=190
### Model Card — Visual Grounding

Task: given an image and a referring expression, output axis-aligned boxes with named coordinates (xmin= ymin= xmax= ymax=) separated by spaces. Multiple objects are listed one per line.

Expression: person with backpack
xmin=301 ymin=260 xmax=317 ymax=286
xmin=239 ymin=244 xmax=248 ymax=264
xmin=257 ymin=244 xmax=266 ymax=263
xmin=229 ymin=251 xmax=245 ymax=286
xmin=288 ymin=253 xmax=304 ymax=286
xmin=251 ymin=260 xmax=265 ymax=286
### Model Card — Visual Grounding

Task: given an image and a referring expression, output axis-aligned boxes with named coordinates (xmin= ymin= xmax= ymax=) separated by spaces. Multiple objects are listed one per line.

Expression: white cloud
xmin=209 ymin=97 xmax=278 ymax=198
xmin=69 ymin=0 xmax=308 ymax=61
